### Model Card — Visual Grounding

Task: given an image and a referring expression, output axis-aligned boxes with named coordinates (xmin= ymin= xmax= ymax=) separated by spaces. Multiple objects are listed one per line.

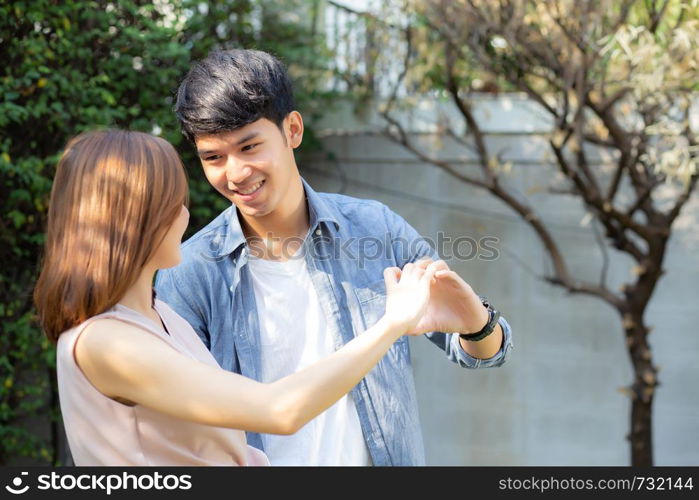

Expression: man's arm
xmin=381 ymin=203 xmax=514 ymax=368
xmin=430 ymin=261 xmax=506 ymax=360
xmin=459 ymin=319 xmax=506 ymax=359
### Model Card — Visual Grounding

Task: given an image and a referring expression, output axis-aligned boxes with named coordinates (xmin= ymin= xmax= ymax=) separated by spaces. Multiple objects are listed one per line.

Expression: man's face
xmin=194 ymin=114 xmax=302 ymax=218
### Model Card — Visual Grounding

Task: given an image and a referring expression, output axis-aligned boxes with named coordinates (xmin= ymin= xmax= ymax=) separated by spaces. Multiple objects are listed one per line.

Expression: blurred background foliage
xmin=0 ymin=0 xmax=338 ymax=464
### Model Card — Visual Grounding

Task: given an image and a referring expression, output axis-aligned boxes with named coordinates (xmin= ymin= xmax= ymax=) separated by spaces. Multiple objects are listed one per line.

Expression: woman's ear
xmin=286 ymin=111 xmax=304 ymax=149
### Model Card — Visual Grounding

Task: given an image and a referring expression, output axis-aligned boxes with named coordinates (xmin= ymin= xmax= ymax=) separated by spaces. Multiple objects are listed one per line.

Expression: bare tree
xmin=333 ymin=0 xmax=698 ymax=465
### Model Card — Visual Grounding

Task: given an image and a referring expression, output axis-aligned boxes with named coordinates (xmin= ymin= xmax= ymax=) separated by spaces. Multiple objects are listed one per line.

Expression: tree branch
xmin=592 ymin=219 xmax=611 ymax=289
xmin=586 ymin=95 xmax=657 ymax=219
xmin=444 ymin=45 xmax=496 ymax=185
xmin=382 ymin=114 xmax=491 ymax=189
xmin=492 ymin=181 xmax=623 ymax=308
xmin=666 ymin=172 xmax=699 ymax=224
xmin=648 ymin=0 xmax=671 ymax=33
xmin=549 ymin=141 xmax=647 ymax=261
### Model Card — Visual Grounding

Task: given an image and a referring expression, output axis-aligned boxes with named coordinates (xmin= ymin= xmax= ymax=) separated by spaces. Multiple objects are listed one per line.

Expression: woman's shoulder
xmin=73 ymin=311 xmax=179 ymax=380
xmin=76 ymin=316 xmax=151 ymax=358
xmin=58 ymin=309 xmax=126 ymax=347
xmin=71 ymin=307 xmax=169 ymax=360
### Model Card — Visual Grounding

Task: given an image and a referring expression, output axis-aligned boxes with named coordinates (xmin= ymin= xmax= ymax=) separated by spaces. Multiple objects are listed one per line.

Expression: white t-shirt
xmin=247 ymin=251 xmax=372 ymax=466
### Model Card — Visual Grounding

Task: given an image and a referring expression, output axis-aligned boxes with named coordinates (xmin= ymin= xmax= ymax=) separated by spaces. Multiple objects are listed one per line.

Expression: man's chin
xmin=235 ymin=203 xmax=272 ymax=218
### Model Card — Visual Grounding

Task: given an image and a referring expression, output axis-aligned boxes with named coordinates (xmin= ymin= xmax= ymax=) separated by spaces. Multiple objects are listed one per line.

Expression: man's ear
xmin=285 ymin=111 xmax=304 ymax=148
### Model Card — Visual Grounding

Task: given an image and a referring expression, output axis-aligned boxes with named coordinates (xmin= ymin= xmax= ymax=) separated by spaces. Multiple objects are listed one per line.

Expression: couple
xmin=34 ymin=49 xmax=513 ymax=466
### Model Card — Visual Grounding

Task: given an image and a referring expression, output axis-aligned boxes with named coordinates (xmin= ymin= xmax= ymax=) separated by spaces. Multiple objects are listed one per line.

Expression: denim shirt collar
xmin=212 ymin=177 xmax=340 ymax=259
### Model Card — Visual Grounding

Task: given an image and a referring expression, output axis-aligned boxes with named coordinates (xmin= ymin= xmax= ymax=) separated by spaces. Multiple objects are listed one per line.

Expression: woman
xmin=34 ymin=129 xmax=440 ymax=466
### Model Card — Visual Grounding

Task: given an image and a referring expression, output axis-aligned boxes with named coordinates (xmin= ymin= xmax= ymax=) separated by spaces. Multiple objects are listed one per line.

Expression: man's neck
xmin=240 ymin=178 xmax=310 ymax=261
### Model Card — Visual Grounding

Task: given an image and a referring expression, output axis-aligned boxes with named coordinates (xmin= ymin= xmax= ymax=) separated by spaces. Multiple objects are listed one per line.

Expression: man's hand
xmin=404 ymin=259 xmax=489 ymax=336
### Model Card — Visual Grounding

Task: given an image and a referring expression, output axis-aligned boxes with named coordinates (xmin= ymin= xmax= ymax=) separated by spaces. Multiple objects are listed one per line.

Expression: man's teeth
xmin=238 ymin=181 xmax=263 ymax=195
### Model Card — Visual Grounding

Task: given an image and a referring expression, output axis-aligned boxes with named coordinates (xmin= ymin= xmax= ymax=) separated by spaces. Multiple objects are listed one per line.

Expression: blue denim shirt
xmin=154 ymin=178 xmax=513 ymax=465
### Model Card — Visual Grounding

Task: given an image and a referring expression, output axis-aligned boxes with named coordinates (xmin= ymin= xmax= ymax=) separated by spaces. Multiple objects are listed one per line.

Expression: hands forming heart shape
xmin=383 ymin=258 xmax=489 ymax=336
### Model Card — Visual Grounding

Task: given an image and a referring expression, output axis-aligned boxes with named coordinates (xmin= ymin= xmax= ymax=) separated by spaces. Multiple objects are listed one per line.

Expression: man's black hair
xmin=175 ymin=49 xmax=294 ymax=143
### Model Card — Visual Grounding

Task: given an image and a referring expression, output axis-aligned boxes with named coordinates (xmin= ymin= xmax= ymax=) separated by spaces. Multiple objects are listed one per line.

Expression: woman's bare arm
xmin=74 ymin=262 xmax=437 ymax=435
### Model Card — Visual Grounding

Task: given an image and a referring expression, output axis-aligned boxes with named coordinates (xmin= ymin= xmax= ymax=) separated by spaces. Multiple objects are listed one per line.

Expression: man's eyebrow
xmin=197 ymin=132 xmax=261 ymax=156
xmin=234 ymin=131 xmax=260 ymax=145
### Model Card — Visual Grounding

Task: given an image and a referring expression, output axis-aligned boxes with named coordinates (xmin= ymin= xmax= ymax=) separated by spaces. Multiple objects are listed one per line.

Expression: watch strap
xmin=459 ymin=299 xmax=500 ymax=342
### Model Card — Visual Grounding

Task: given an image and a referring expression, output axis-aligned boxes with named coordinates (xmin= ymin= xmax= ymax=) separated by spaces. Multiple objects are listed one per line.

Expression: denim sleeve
xmin=381 ymin=204 xmax=514 ymax=369
xmin=154 ymin=267 xmax=210 ymax=349
xmin=437 ymin=316 xmax=513 ymax=368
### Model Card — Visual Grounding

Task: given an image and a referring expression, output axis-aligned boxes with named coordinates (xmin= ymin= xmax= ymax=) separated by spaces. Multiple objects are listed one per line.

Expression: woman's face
xmin=151 ymin=204 xmax=189 ymax=269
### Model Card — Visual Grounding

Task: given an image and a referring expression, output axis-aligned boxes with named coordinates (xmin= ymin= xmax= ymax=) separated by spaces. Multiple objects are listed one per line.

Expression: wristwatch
xmin=459 ymin=296 xmax=500 ymax=342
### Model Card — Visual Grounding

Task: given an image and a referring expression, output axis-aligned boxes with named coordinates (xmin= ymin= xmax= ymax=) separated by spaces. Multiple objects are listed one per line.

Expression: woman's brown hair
xmin=34 ymin=129 xmax=189 ymax=342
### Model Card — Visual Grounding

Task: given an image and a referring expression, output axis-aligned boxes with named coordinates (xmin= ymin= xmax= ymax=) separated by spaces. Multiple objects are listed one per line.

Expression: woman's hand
xmin=382 ymin=261 xmax=439 ymax=334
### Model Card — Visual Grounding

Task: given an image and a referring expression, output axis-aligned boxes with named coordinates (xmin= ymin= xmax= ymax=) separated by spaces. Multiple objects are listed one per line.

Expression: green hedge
xmin=0 ymin=0 xmax=336 ymax=464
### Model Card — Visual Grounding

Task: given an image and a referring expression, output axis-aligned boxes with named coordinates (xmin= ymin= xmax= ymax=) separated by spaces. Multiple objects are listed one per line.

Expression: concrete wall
xmin=299 ymin=95 xmax=699 ymax=465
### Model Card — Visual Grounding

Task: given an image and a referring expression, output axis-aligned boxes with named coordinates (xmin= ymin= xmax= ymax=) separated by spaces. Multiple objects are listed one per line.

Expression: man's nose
xmin=225 ymin=158 xmax=253 ymax=186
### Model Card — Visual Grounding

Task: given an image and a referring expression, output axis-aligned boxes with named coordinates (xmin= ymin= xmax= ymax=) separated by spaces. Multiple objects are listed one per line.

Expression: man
xmin=155 ymin=49 xmax=513 ymax=466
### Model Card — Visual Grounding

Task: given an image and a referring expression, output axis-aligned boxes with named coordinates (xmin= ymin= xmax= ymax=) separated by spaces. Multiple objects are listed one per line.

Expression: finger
xmin=383 ymin=267 xmax=400 ymax=292
xmin=435 ymin=270 xmax=471 ymax=291
xmin=412 ymin=266 xmax=426 ymax=280
xmin=421 ymin=261 xmax=440 ymax=285
xmin=414 ymin=257 xmax=434 ymax=269
xmin=400 ymin=263 xmax=424 ymax=283
xmin=435 ymin=269 xmax=458 ymax=280
xmin=403 ymin=262 xmax=424 ymax=281
xmin=432 ymin=259 xmax=449 ymax=271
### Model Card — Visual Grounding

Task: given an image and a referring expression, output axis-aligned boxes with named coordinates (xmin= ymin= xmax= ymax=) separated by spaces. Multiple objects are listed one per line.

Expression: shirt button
xmin=315 ymin=229 xmax=322 ymax=236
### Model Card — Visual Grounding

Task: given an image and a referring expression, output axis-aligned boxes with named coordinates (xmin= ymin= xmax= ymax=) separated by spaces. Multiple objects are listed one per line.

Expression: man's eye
xmin=242 ymin=143 xmax=259 ymax=152
xmin=205 ymin=155 xmax=221 ymax=161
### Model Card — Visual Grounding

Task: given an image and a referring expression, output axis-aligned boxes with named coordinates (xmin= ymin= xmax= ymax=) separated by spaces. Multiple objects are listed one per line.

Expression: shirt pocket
xmin=354 ymin=279 xmax=387 ymax=327
xmin=353 ymin=279 xmax=409 ymax=361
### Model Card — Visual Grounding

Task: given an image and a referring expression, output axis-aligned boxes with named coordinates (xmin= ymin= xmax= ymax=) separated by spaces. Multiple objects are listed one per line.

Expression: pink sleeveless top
xmin=56 ymin=298 xmax=269 ymax=466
